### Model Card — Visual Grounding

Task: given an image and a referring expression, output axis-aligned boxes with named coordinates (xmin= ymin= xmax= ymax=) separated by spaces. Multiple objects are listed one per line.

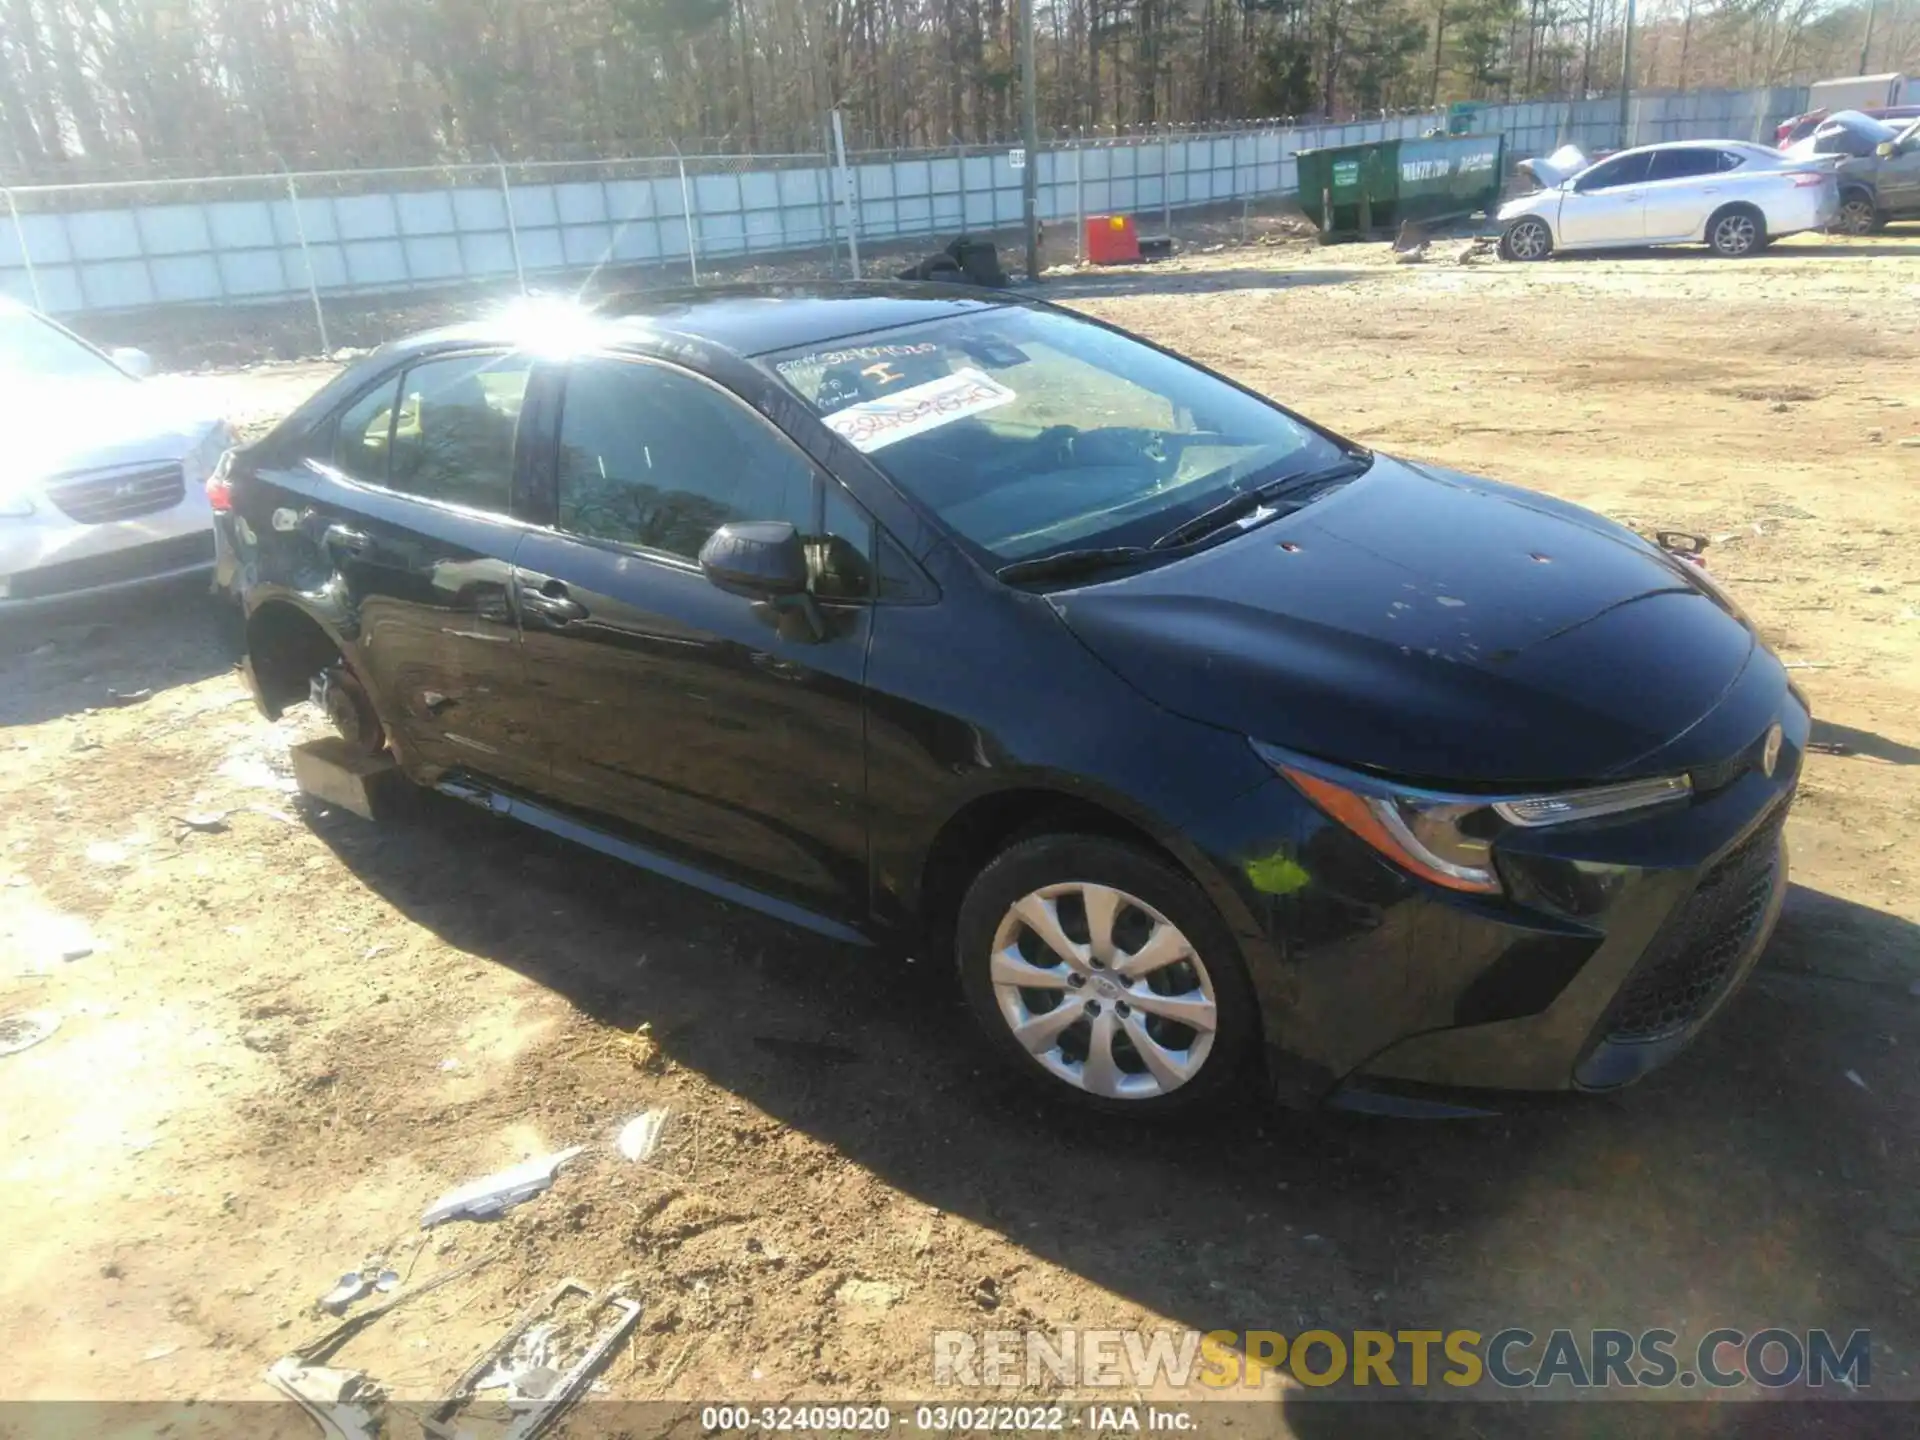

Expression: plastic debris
xmin=106 ymin=688 xmax=153 ymax=707
xmin=172 ymin=811 xmax=232 ymax=834
xmin=616 ymin=1109 xmax=670 ymax=1163
xmin=1845 ymin=1069 xmax=1869 ymax=1090
xmin=0 ymin=1011 xmax=60 ymax=1058
xmin=319 ymin=1268 xmax=401 ymax=1315
xmin=421 ymin=1146 xmax=584 ymax=1227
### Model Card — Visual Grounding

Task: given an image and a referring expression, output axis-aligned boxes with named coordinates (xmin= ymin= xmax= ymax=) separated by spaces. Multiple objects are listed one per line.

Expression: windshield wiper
xmin=995 ymin=545 xmax=1153 ymax=586
xmin=1150 ymin=451 xmax=1373 ymax=551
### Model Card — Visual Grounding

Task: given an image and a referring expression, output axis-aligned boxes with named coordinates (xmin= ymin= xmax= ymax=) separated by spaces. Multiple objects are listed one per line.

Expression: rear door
xmin=299 ymin=350 xmax=546 ymax=788
xmin=511 ymin=352 xmax=875 ymax=918
xmin=1642 ymin=146 xmax=1726 ymax=240
xmin=1558 ymin=152 xmax=1653 ymax=246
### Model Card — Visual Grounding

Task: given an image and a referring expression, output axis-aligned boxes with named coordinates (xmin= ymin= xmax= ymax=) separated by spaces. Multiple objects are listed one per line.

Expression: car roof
xmin=614 ymin=283 xmax=1018 ymax=356
xmin=382 ymin=282 xmax=1023 ymax=366
xmin=265 ymin=282 xmax=1036 ymax=445
xmin=1624 ymin=139 xmax=1771 ymax=156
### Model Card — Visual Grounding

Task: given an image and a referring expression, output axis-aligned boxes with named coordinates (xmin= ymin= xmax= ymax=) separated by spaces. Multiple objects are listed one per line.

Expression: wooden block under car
xmin=289 ymin=736 xmax=402 ymax=821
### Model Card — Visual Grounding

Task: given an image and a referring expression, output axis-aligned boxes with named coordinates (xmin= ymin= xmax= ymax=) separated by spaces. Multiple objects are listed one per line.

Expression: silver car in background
xmin=1496 ymin=140 xmax=1840 ymax=261
xmin=0 ymin=299 xmax=231 ymax=612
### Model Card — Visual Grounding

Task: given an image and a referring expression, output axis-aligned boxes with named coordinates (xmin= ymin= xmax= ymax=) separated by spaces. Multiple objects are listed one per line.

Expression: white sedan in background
xmin=1496 ymin=140 xmax=1839 ymax=260
xmin=0 ymin=299 xmax=231 ymax=612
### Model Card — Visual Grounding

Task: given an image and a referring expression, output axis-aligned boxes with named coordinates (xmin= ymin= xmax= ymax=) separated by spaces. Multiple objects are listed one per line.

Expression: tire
xmin=313 ymin=662 xmax=385 ymax=758
xmin=1707 ymin=204 xmax=1765 ymax=257
xmin=1833 ymin=192 xmax=1881 ymax=237
xmin=1498 ymin=216 xmax=1553 ymax=262
xmin=954 ymin=834 xmax=1260 ymax=1115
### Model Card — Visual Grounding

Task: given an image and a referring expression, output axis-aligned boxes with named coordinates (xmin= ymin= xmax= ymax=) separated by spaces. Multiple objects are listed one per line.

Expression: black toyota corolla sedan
xmin=213 ymin=283 xmax=1803 ymax=1116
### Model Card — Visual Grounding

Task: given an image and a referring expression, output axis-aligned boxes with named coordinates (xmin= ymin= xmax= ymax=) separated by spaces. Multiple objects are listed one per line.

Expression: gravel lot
xmin=3 ymin=232 xmax=1917 ymax=1434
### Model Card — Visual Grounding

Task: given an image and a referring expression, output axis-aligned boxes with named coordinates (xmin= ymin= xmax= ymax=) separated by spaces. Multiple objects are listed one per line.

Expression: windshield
xmin=0 ymin=308 xmax=128 ymax=382
xmin=769 ymin=306 xmax=1345 ymax=564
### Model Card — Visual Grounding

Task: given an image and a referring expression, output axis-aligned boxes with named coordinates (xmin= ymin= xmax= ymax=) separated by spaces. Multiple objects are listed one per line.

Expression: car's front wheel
xmin=955 ymin=834 xmax=1259 ymax=1114
xmin=1498 ymin=216 xmax=1553 ymax=261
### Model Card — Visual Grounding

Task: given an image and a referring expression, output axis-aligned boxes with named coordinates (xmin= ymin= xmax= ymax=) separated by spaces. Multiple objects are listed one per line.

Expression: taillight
xmin=204 ymin=449 xmax=236 ymax=512
xmin=1790 ymin=172 xmax=1827 ymax=187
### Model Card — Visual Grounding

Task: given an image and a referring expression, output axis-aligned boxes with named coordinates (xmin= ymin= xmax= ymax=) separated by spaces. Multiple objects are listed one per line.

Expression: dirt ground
xmin=2 ymin=231 xmax=1918 ymax=1435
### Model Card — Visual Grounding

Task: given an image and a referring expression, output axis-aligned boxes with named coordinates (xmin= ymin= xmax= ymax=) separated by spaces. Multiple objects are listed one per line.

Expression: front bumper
xmin=1 ymin=475 xmax=215 ymax=613
xmin=1198 ymin=689 xmax=1808 ymax=1107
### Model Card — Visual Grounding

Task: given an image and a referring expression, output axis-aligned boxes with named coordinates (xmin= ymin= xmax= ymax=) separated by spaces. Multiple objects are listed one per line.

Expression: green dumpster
xmin=1293 ymin=133 xmax=1506 ymax=241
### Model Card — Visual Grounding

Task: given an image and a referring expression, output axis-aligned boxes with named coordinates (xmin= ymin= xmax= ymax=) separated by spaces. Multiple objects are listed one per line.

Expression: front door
xmin=295 ymin=350 xmax=545 ymax=788
xmin=513 ymin=353 xmax=874 ymax=919
xmin=1558 ymin=151 xmax=1653 ymax=247
xmin=1875 ymin=131 xmax=1920 ymax=216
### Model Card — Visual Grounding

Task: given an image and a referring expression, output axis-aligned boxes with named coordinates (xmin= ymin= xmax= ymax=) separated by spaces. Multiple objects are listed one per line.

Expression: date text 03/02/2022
xmin=701 ymin=1404 xmax=1201 ymax=1432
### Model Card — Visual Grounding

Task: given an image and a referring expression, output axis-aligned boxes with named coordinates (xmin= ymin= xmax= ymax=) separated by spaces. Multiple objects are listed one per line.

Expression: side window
xmin=1715 ymin=150 xmax=1747 ymax=172
xmin=555 ymin=358 xmax=814 ymax=562
xmin=332 ymin=376 xmax=401 ymax=483
xmin=1575 ymin=153 xmax=1650 ymax=192
xmin=1648 ymin=149 xmax=1719 ymax=182
xmin=813 ymin=480 xmax=876 ymax=600
xmin=387 ymin=352 xmax=530 ymax=512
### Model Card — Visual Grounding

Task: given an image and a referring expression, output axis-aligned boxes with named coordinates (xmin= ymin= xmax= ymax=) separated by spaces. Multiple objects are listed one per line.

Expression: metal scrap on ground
xmin=420 ymin=1146 xmax=585 ymax=1227
xmin=425 ymin=1279 xmax=645 ymax=1440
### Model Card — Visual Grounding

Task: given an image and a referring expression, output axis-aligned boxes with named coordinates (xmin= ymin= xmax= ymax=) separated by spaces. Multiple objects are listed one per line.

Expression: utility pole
xmin=1616 ymin=0 xmax=1636 ymax=151
xmin=1858 ymin=0 xmax=1877 ymax=74
xmin=1021 ymin=0 xmax=1040 ymax=280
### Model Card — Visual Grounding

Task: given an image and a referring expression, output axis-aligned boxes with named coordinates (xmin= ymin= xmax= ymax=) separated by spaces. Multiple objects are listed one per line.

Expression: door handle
xmin=324 ymin=523 xmax=372 ymax=556
xmin=1701 ymin=187 xmax=1719 ymax=195
xmin=520 ymin=579 xmax=588 ymax=625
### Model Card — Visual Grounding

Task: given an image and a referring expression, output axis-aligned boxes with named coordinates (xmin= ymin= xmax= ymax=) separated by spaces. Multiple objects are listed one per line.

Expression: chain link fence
xmin=0 ymin=86 xmax=1808 ymax=356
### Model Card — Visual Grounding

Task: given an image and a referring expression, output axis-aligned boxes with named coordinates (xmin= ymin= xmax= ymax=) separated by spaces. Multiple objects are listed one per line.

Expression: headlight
xmin=1254 ymin=742 xmax=1691 ymax=896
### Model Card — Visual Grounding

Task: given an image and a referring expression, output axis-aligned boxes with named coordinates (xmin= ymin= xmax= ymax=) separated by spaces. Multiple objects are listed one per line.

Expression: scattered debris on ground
xmin=421 ymin=1147 xmax=586 ymax=1228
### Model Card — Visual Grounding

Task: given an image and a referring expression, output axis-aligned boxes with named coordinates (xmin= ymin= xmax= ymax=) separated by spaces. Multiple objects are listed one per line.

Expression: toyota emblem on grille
xmin=1761 ymin=722 xmax=1783 ymax=778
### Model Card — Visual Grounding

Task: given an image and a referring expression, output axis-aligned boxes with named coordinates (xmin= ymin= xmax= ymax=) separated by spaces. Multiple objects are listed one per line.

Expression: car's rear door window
xmin=554 ymin=357 xmax=815 ymax=561
xmin=332 ymin=376 xmax=401 ymax=483
xmin=385 ymin=352 xmax=531 ymax=513
xmin=1648 ymin=149 xmax=1719 ymax=182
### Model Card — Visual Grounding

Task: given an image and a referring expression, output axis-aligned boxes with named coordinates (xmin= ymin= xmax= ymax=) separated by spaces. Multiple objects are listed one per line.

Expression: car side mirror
xmin=699 ymin=520 xmax=828 ymax=641
xmin=110 ymin=346 xmax=154 ymax=378
xmin=699 ymin=520 xmax=809 ymax=598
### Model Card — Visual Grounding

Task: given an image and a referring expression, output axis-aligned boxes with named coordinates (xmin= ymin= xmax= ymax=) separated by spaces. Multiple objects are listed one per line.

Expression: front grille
xmin=1603 ymin=802 xmax=1788 ymax=1043
xmin=6 ymin=530 xmax=213 ymax=600
xmin=46 ymin=462 xmax=185 ymax=524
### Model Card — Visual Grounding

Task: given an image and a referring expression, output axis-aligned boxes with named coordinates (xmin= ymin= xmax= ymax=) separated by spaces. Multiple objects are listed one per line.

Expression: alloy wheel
xmin=1506 ymin=220 xmax=1550 ymax=261
xmin=1712 ymin=212 xmax=1758 ymax=255
xmin=1836 ymin=198 xmax=1876 ymax=236
xmin=988 ymin=882 xmax=1218 ymax=1100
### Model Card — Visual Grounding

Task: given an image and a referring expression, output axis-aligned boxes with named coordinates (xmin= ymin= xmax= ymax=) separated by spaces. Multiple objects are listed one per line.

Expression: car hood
xmin=1516 ymin=143 xmax=1589 ymax=188
xmin=0 ymin=376 xmax=224 ymax=482
xmin=1046 ymin=455 xmax=1758 ymax=786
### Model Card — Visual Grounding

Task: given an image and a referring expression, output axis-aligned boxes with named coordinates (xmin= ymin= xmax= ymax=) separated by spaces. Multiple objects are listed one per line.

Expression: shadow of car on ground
xmin=308 ymin=787 xmax=1917 ymax=1431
